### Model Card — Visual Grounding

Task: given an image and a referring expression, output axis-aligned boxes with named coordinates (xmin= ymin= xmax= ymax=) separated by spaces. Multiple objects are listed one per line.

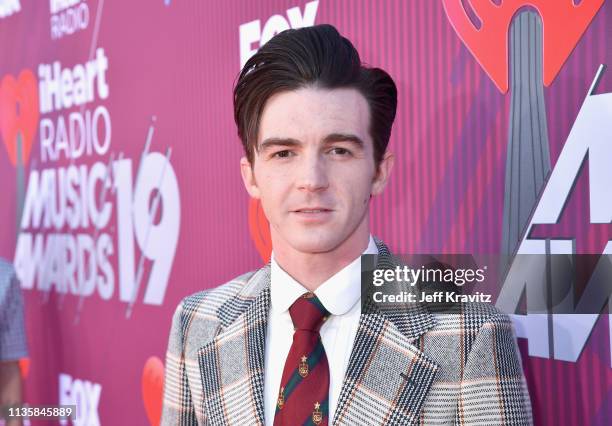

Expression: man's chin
xmin=287 ymin=237 xmax=342 ymax=255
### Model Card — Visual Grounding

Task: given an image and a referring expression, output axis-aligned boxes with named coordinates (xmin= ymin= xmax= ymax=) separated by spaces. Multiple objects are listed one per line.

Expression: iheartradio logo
xmin=442 ymin=0 xmax=604 ymax=93
xmin=0 ymin=69 xmax=39 ymax=166
xmin=443 ymin=0 xmax=605 ymax=259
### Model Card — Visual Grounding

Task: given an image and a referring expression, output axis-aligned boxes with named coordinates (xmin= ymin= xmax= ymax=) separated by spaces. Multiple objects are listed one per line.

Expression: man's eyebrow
xmin=323 ymin=133 xmax=364 ymax=147
xmin=259 ymin=138 xmax=302 ymax=151
xmin=258 ymin=134 xmax=365 ymax=151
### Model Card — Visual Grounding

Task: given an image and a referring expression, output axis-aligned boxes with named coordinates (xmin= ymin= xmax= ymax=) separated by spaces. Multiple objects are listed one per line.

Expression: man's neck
xmin=271 ymin=232 xmax=370 ymax=292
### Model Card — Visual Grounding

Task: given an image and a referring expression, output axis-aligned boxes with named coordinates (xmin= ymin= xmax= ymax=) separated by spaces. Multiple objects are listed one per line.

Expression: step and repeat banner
xmin=0 ymin=0 xmax=611 ymax=425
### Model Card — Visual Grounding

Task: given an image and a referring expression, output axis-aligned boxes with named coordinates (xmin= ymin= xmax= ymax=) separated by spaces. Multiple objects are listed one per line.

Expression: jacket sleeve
xmin=161 ymin=301 xmax=200 ymax=425
xmin=455 ymin=312 xmax=533 ymax=425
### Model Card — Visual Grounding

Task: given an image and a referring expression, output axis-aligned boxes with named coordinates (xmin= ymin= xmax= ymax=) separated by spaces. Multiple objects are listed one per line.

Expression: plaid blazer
xmin=161 ymin=240 xmax=533 ymax=425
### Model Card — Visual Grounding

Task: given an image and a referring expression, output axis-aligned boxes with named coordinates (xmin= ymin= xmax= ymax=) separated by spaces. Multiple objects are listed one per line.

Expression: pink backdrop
xmin=0 ymin=1 xmax=611 ymax=424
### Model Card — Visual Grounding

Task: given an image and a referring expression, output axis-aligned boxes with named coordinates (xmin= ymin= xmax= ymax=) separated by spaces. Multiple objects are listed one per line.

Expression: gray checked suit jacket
xmin=161 ymin=240 xmax=533 ymax=425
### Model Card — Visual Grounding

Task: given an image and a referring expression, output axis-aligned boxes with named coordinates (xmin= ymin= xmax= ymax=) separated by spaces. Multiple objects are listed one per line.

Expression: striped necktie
xmin=274 ymin=292 xmax=330 ymax=426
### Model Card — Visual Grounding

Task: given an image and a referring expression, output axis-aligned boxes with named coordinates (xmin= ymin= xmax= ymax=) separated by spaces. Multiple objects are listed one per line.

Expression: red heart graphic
xmin=248 ymin=198 xmax=272 ymax=263
xmin=19 ymin=357 xmax=30 ymax=379
xmin=442 ymin=0 xmax=604 ymax=93
xmin=0 ymin=69 xmax=39 ymax=166
xmin=141 ymin=356 xmax=164 ymax=426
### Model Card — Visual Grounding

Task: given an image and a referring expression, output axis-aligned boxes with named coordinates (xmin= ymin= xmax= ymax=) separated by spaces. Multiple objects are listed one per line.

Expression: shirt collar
xmin=270 ymin=236 xmax=378 ymax=315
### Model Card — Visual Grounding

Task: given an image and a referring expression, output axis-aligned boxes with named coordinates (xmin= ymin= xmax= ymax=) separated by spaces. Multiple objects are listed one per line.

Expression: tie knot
xmin=289 ymin=292 xmax=330 ymax=332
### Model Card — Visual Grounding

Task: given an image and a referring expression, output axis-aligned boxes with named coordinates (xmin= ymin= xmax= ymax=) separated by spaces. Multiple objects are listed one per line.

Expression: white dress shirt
xmin=264 ymin=236 xmax=378 ymax=425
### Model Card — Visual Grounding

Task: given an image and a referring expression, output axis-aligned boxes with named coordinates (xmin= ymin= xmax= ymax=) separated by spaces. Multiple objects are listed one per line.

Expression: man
xmin=0 ymin=259 xmax=27 ymax=426
xmin=161 ymin=24 xmax=532 ymax=425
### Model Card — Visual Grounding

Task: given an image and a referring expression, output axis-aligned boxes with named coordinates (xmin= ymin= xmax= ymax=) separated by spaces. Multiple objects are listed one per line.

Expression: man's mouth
xmin=293 ymin=208 xmax=333 ymax=213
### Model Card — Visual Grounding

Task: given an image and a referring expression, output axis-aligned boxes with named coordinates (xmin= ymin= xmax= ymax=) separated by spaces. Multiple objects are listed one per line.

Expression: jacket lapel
xmin=198 ymin=267 xmax=270 ymax=425
xmin=332 ymin=240 xmax=439 ymax=425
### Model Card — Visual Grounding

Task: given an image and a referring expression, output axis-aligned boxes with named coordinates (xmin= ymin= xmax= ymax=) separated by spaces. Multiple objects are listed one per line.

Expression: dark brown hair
xmin=233 ymin=24 xmax=397 ymax=166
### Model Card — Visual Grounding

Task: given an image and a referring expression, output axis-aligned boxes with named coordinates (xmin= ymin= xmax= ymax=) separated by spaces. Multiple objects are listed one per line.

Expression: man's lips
xmin=290 ymin=208 xmax=334 ymax=223
xmin=291 ymin=207 xmax=333 ymax=213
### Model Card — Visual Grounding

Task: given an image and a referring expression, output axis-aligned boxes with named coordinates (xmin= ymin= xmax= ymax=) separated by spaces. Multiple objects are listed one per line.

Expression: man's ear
xmin=371 ymin=151 xmax=394 ymax=196
xmin=240 ymin=156 xmax=261 ymax=199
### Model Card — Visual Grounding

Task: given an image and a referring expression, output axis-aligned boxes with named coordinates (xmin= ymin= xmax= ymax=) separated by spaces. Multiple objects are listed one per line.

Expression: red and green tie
xmin=274 ymin=292 xmax=331 ymax=426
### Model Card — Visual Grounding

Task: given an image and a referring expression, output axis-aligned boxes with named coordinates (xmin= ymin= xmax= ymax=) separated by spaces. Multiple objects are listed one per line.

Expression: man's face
xmin=240 ymin=87 xmax=393 ymax=256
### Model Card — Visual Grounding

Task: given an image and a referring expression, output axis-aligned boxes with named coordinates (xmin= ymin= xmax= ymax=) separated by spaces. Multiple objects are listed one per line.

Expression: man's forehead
xmin=257 ymin=86 xmax=371 ymax=146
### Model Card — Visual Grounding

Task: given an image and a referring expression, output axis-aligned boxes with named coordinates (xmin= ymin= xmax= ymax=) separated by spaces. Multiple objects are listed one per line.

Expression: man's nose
xmin=296 ymin=154 xmax=329 ymax=192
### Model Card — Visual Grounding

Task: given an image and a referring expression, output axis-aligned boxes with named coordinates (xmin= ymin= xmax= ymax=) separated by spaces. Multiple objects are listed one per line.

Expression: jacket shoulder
xmin=432 ymin=301 xmax=510 ymax=330
xmin=176 ymin=263 xmax=272 ymax=333
xmin=429 ymin=302 xmax=516 ymax=357
xmin=177 ymin=270 xmax=259 ymax=324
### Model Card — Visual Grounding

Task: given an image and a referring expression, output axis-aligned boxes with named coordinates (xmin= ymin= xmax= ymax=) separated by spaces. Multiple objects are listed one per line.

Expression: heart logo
xmin=0 ymin=69 xmax=39 ymax=166
xmin=19 ymin=357 xmax=30 ymax=379
xmin=442 ymin=0 xmax=604 ymax=93
xmin=248 ymin=198 xmax=272 ymax=263
xmin=141 ymin=356 xmax=164 ymax=426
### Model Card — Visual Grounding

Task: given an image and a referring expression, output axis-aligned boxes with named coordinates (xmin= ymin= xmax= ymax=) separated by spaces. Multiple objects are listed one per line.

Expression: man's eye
xmin=272 ymin=150 xmax=293 ymax=158
xmin=330 ymin=147 xmax=351 ymax=156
